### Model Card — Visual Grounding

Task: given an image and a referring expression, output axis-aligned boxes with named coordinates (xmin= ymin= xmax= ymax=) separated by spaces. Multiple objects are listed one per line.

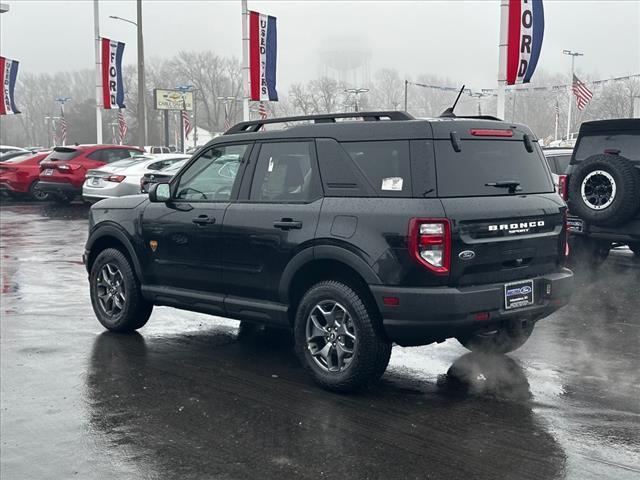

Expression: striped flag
xmin=118 ymin=109 xmax=128 ymax=144
xmin=59 ymin=107 xmax=68 ymax=146
xmin=0 ymin=56 xmax=21 ymax=115
xmin=223 ymin=104 xmax=231 ymax=131
xmin=572 ymin=74 xmax=593 ymax=110
xmin=249 ymin=11 xmax=278 ymax=101
xmin=505 ymin=0 xmax=545 ymax=85
xmin=258 ymin=102 xmax=268 ymax=120
xmin=182 ymin=110 xmax=193 ymax=139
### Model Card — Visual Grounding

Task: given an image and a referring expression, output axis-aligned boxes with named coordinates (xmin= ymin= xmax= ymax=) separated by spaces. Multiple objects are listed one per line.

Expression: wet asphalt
xmin=0 ymin=200 xmax=639 ymax=480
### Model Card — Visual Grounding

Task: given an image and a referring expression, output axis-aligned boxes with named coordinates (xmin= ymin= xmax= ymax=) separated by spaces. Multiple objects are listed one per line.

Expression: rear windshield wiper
xmin=484 ymin=180 xmax=522 ymax=194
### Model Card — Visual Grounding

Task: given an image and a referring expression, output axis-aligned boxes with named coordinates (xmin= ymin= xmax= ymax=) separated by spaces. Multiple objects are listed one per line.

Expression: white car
xmin=543 ymin=147 xmax=573 ymax=199
xmin=144 ymin=146 xmax=172 ymax=154
xmin=0 ymin=145 xmax=28 ymax=155
xmin=82 ymin=154 xmax=189 ymax=202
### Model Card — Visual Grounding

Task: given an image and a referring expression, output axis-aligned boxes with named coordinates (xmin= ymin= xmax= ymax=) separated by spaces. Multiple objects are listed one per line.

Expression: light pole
xmin=109 ymin=3 xmax=146 ymax=148
xmin=562 ymin=49 xmax=583 ymax=140
xmin=344 ymin=88 xmax=369 ymax=112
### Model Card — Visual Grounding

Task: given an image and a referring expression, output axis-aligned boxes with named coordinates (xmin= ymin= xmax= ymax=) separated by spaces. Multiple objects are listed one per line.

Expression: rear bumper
xmin=371 ymin=269 xmax=574 ymax=346
xmin=567 ymin=215 xmax=640 ymax=243
xmin=37 ymin=181 xmax=80 ymax=196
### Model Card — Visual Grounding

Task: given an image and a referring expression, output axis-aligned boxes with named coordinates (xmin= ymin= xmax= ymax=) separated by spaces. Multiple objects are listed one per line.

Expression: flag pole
xmin=93 ymin=0 xmax=103 ymax=144
xmin=241 ymin=0 xmax=250 ymax=121
xmin=496 ymin=0 xmax=509 ymax=120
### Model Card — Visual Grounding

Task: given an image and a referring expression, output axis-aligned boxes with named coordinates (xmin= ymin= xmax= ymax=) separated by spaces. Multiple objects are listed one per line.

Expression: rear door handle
xmin=192 ymin=215 xmax=216 ymax=225
xmin=273 ymin=219 xmax=302 ymax=230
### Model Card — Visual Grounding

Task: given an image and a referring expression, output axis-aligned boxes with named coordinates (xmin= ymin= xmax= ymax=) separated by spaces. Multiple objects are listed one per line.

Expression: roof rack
xmin=224 ymin=111 xmax=414 ymax=134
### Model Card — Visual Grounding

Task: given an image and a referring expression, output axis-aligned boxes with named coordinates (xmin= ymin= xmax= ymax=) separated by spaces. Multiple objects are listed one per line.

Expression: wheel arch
xmin=281 ymin=246 xmax=382 ymax=325
xmin=86 ymin=224 xmax=143 ymax=280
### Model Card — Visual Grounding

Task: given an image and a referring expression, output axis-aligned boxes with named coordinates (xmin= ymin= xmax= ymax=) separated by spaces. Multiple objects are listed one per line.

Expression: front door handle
xmin=192 ymin=215 xmax=216 ymax=226
xmin=273 ymin=218 xmax=302 ymax=230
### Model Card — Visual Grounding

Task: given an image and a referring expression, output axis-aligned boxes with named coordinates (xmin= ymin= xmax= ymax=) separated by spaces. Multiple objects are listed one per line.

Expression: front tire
xmin=457 ymin=320 xmax=534 ymax=354
xmin=294 ymin=280 xmax=391 ymax=392
xmin=89 ymin=248 xmax=152 ymax=332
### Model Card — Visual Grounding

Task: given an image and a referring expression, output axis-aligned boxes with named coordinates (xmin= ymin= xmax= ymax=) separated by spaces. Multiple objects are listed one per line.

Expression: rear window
xmin=1 ymin=153 xmax=34 ymax=163
xmin=44 ymin=147 xmax=80 ymax=161
xmin=162 ymin=159 xmax=188 ymax=173
xmin=341 ymin=141 xmax=411 ymax=197
xmin=434 ymin=140 xmax=554 ymax=197
xmin=573 ymin=133 xmax=640 ymax=162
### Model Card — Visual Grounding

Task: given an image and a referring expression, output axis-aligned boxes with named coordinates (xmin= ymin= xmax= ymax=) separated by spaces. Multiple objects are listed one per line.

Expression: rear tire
xmin=457 ymin=320 xmax=534 ymax=354
xmin=294 ymin=280 xmax=392 ymax=392
xmin=89 ymin=248 xmax=152 ymax=332
xmin=28 ymin=181 xmax=50 ymax=201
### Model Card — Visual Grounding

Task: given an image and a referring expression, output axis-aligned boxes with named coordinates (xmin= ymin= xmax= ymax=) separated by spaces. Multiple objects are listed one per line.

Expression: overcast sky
xmin=1 ymin=0 xmax=639 ymax=91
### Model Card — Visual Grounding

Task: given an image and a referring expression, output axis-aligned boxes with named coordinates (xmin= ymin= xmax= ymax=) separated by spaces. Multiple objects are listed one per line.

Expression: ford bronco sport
xmin=84 ymin=111 xmax=573 ymax=392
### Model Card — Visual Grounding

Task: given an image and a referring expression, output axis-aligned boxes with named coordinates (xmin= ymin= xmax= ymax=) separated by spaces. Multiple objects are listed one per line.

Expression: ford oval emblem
xmin=459 ymin=250 xmax=475 ymax=260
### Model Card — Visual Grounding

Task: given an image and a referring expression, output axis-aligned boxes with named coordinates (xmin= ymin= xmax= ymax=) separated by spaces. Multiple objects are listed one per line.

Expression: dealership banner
xmin=249 ymin=11 xmax=278 ymax=101
xmin=0 ymin=56 xmax=21 ymax=115
xmin=101 ymin=38 xmax=126 ymax=109
xmin=506 ymin=0 xmax=544 ymax=85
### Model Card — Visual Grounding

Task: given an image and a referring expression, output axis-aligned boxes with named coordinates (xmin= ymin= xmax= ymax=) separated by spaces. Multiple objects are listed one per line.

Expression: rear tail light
xmin=558 ymin=175 xmax=568 ymax=200
xmin=562 ymin=210 xmax=569 ymax=261
xmin=106 ymin=175 xmax=126 ymax=183
xmin=408 ymin=218 xmax=451 ymax=274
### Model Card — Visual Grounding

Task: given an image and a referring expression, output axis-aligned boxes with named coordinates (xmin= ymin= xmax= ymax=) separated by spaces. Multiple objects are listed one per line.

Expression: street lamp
xmin=109 ymin=2 xmax=146 ymax=148
xmin=562 ymin=49 xmax=583 ymax=140
xmin=344 ymin=88 xmax=369 ymax=112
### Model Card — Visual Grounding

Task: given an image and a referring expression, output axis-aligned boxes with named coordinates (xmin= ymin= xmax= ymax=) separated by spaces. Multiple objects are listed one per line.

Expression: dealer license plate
xmin=504 ymin=279 xmax=535 ymax=310
xmin=44 ymin=169 xmax=53 ymax=176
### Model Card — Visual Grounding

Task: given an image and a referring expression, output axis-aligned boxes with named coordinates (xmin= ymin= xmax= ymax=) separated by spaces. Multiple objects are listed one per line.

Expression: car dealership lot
xmin=1 ymin=201 xmax=639 ymax=480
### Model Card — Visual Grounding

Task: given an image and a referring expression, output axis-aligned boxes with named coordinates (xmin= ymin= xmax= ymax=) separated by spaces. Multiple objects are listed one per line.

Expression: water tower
xmin=318 ymin=36 xmax=371 ymax=87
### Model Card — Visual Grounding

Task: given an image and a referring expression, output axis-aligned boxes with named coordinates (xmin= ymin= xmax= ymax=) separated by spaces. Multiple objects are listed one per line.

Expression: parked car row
xmin=0 ymin=143 xmax=192 ymax=203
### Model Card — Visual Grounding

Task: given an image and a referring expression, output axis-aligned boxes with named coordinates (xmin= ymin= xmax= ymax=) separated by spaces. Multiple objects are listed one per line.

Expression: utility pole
xmin=93 ymin=0 xmax=103 ymax=144
xmin=563 ymin=49 xmax=583 ymax=140
xmin=136 ymin=0 xmax=147 ymax=147
xmin=241 ymin=0 xmax=250 ymax=121
xmin=404 ymin=79 xmax=409 ymax=112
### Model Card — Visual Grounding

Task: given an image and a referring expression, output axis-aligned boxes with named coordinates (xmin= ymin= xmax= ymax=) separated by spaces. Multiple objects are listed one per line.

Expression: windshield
xmin=161 ymin=159 xmax=188 ymax=173
xmin=434 ymin=140 xmax=554 ymax=197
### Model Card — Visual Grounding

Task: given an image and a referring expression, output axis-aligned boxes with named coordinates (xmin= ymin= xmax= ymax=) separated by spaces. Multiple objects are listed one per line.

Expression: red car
xmin=0 ymin=152 xmax=51 ymax=201
xmin=38 ymin=144 xmax=143 ymax=202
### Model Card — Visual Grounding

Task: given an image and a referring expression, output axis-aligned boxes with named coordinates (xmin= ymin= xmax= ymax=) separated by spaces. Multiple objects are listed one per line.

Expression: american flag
xmin=59 ymin=107 xmax=67 ymax=146
xmin=258 ymin=101 xmax=267 ymax=120
xmin=118 ymin=109 xmax=128 ymax=144
xmin=182 ymin=110 xmax=193 ymax=139
xmin=223 ymin=104 xmax=231 ymax=131
xmin=572 ymin=74 xmax=593 ymax=111
xmin=554 ymin=100 xmax=560 ymax=115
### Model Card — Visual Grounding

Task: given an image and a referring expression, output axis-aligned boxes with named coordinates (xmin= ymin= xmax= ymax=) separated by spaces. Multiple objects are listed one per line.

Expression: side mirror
xmin=149 ymin=182 xmax=171 ymax=203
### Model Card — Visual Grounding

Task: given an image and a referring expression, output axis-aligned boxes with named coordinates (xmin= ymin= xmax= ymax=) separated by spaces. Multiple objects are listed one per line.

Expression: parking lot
xmin=1 ymin=200 xmax=639 ymax=480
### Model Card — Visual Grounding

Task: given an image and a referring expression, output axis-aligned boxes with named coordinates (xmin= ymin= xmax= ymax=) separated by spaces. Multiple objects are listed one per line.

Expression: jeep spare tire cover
xmin=568 ymin=154 xmax=640 ymax=226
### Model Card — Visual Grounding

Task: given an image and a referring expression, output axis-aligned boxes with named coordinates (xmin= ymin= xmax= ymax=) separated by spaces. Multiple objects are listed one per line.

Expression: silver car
xmin=82 ymin=154 xmax=189 ymax=202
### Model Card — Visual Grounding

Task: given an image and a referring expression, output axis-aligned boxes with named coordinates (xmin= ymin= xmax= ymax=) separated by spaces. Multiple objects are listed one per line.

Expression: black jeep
xmin=565 ymin=119 xmax=640 ymax=263
xmin=84 ymin=111 xmax=573 ymax=392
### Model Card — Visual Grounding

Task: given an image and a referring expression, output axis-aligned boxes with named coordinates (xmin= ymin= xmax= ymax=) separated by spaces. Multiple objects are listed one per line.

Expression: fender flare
xmin=85 ymin=223 xmax=143 ymax=279
xmin=278 ymin=244 xmax=381 ymax=301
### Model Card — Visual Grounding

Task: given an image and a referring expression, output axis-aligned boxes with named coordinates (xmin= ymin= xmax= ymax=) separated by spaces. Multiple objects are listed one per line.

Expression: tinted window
xmin=250 ymin=142 xmax=319 ymax=202
xmin=341 ymin=141 xmax=411 ymax=197
xmin=434 ymin=140 xmax=554 ymax=197
xmin=44 ymin=147 xmax=80 ymax=161
xmin=544 ymin=156 xmax=558 ymax=174
xmin=176 ymin=145 xmax=248 ymax=201
xmin=162 ymin=159 xmax=188 ymax=173
xmin=574 ymin=133 xmax=640 ymax=162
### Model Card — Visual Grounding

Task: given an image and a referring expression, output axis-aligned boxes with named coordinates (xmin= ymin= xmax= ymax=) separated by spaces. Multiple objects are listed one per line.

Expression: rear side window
xmin=44 ymin=147 xmax=80 ymax=161
xmin=573 ymin=133 xmax=640 ymax=162
xmin=250 ymin=142 xmax=321 ymax=203
xmin=341 ymin=140 xmax=411 ymax=197
xmin=554 ymin=154 xmax=571 ymax=173
xmin=434 ymin=140 xmax=553 ymax=197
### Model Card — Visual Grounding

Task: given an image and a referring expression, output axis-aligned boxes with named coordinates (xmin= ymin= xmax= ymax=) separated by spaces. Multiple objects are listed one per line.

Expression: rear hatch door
xmin=432 ymin=121 xmax=565 ymax=286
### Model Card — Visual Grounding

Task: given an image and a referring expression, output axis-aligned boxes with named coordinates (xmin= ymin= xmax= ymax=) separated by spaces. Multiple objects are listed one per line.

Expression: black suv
xmin=565 ymin=119 xmax=640 ymax=263
xmin=84 ymin=111 xmax=573 ymax=392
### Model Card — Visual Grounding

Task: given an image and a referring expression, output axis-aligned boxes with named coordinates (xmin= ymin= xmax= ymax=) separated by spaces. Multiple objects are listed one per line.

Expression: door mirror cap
xmin=149 ymin=182 xmax=171 ymax=202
